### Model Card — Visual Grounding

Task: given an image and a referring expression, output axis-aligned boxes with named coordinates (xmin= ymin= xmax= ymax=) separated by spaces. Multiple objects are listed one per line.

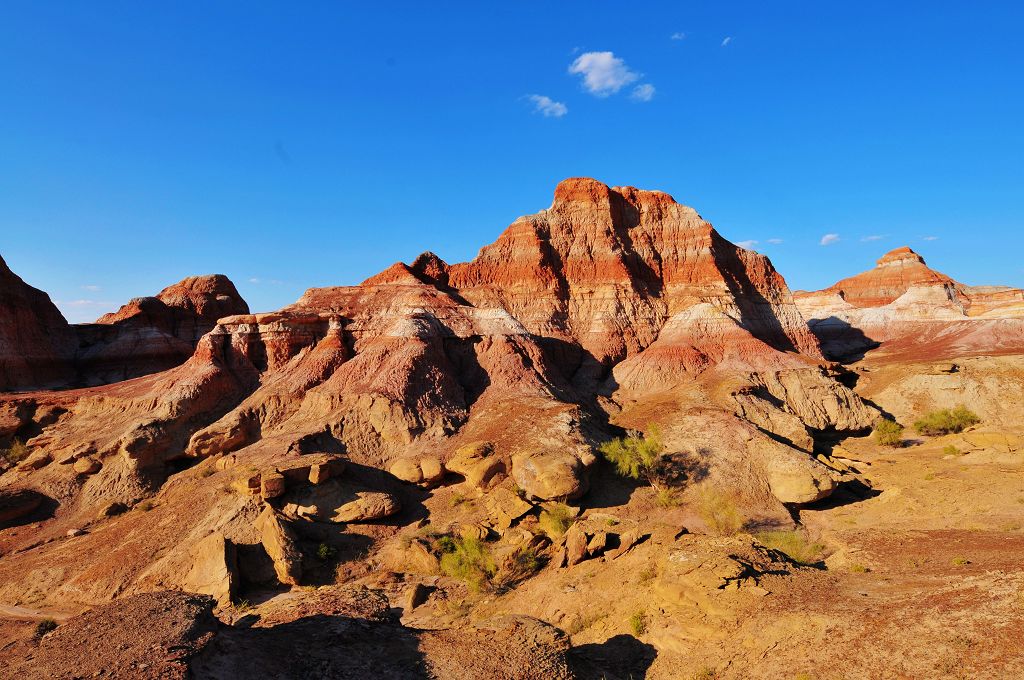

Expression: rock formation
xmin=796 ymin=247 xmax=1024 ymax=361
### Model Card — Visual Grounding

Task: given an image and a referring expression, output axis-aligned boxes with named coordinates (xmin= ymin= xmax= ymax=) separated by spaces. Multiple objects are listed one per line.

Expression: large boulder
xmin=255 ymin=506 xmax=303 ymax=585
xmin=183 ymin=532 xmax=239 ymax=607
xmin=510 ymin=449 xmax=589 ymax=501
xmin=765 ymin=456 xmax=837 ymax=504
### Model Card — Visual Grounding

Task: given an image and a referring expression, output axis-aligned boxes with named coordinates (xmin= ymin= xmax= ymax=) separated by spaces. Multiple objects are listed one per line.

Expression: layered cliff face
xmin=0 ymin=265 xmax=248 ymax=390
xmin=0 ymin=255 xmax=77 ymax=391
xmin=0 ymin=178 xmax=882 ymax=614
xmin=796 ymin=247 xmax=1024 ymax=362
xmin=76 ymin=275 xmax=250 ymax=385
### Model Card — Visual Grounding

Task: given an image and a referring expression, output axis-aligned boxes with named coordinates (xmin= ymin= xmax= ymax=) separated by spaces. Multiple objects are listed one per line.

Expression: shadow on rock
xmin=0 ymin=488 xmax=58 ymax=529
xmin=570 ymin=633 xmax=658 ymax=680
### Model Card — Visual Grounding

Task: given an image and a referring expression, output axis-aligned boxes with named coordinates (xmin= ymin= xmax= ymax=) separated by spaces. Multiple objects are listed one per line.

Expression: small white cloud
xmin=80 ymin=284 xmax=101 ymax=292
xmin=631 ymin=83 xmax=655 ymax=102
xmin=721 ymin=36 xmax=733 ymax=47
xmin=526 ymin=94 xmax=568 ymax=118
xmin=922 ymin=235 xmax=939 ymax=241
xmin=860 ymin=235 xmax=885 ymax=242
xmin=568 ymin=51 xmax=640 ymax=97
xmin=670 ymin=32 xmax=686 ymax=41
xmin=248 ymin=277 xmax=261 ymax=284
xmin=766 ymin=238 xmax=784 ymax=245
xmin=820 ymin=233 xmax=840 ymax=246
xmin=248 ymin=277 xmax=283 ymax=285
xmin=736 ymin=240 xmax=758 ymax=249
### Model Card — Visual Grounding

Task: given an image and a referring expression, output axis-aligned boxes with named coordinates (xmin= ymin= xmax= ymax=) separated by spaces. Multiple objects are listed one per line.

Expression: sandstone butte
xmin=1 ymin=178 xmax=1023 ymax=679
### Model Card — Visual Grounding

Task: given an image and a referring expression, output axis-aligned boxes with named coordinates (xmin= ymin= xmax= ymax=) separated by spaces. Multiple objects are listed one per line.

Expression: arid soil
xmin=1 ymin=178 xmax=1022 ymax=679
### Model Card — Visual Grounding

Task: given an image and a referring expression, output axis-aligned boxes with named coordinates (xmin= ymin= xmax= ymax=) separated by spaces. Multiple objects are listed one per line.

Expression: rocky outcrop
xmin=0 ymin=259 xmax=249 ymax=391
xmin=0 ymin=255 xmax=77 ymax=391
xmin=796 ymin=247 xmax=1024 ymax=361
xmin=76 ymin=275 xmax=249 ymax=385
xmin=182 ymin=532 xmax=238 ymax=606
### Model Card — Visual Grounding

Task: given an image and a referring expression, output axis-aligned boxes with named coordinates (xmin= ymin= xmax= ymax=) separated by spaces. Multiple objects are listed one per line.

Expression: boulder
xmin=255 ymin=506 xmax=303 ymax=585
xmin=765 ymin=456 xmax=837 ymax=504
xmin=484 ymin=487 xmax=533 ymax=529
xmin=447 ymin=442 xmax=505 ymax=490
xmin=261 ymin=472 xmax=286 ymax=499
xmin=183 ymin=532 xmax=239 ymax=607
xmin=510 ymin=449 xmax=588 ymax=501
xmin=333 ymin=491 xmax=401 ymax=523
xmin=564 ymin=526 xmax=588 ymax=566
xmin=73 ymin=456 xmax=101 ymax=475
xmin=0 ymin=488 xmax=43 ymax=526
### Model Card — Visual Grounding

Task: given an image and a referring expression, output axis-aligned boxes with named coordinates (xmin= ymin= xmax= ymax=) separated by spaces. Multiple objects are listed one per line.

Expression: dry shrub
xmin=694 ymin=486 xmax=745 ymax=536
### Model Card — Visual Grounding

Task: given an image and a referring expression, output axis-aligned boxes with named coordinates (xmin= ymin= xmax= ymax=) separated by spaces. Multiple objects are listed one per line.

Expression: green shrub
xmin=754 ymin=530 xmax=824 ymax=565
xmin=600 ymin=427 xmax=663 ymax=483
xmin=1 ymin=439 xmax=30 ymax=464
xmin=656 ymin=488 xmax=684 ymax=508
xmin=538 ymin=503 xmax=575 ymax=538
xmin=34 ymin=618 xmax=57 ymax=638
xmin=694 ymin=486 xmax=746 ymax=536
xmin=438 ymin=536 xmax=496 ymax=591
xmin=628 ymin=609 xmax=647 ymax=636
xmin=943 ymin=444 xmax=964 ymax=456
xmin=873 ymin=418 xmax=904 ymax=447
xmin=316 ymin=543 xmax=337 ymax=561
xmin=914 ymin=405 xmax=980 ymax=436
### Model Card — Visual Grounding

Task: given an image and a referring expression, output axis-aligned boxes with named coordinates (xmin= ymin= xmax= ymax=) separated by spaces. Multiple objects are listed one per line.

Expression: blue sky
xmin=2 ymin=2 xmax=1022 ymax=322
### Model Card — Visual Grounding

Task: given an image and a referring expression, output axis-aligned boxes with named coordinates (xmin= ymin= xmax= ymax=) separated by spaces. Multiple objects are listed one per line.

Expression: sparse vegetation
xmin=600 ymin=427 xmax=664 ymax=486
xmin=873 ymin=418 xmax=904 ymax=447
xmin=692 ymin=668 xmax=719 ymax=680
xmin=136 ymin=500 xmax=155 ymax=512
xmin=497 ymin=546 xmax=543 ymax=588
xmin=952 ymin=556 xmax=970 ymax=567
xmin=637 ymin=564 xmax=657 ymax=583
xmin=694 ymin=486 xmax=746 ymax=536
xmin=914 ymin=405 xmax=980 ymax=436
xmin=538 ymin=503 xmax=575 ymax=538
xmin=438 ymin=536 xmax=496 ymax=592
xmin=754 ymin=530 xmax=824 ymax=565
xmin=34 ymin=618 xmax=57 ymax=638
xmin=1 ymin=439 xmax=31 ymax=464
xmin=848 ymin=563 xmax=869 ymax=573
xmin=629 ymin=609 xmax=647 ymax=636
xmin=233 ymin=599 xmax=254 ymax=613
xmin=567 ymin=610 xmax=606 ymax=635
xmin=656 ymin=487 xmax=684 ymax=508
xmin=316 ymin=543 xmax=337 ymax=561
xmin=449 ymin=492 xmax=468 ymax=508
xmin=943 ymin=444 xmax=964 ymax=456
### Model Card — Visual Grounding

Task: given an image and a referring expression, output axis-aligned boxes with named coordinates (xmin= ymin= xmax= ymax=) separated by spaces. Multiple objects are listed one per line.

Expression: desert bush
xmin=873 ymin=418 xmax=904 ymax=447
xmin=438 ymin=536 xmax=496 ymax=591
xmin=136 ymin=500 xmax=155 ymax=512
xmin=629 ymin=609 xmax=647 ymax=636
xmin=943 ymin=444 xmax=964 ymax=456
xmin=538 ymin=503 xmax=575 ymax=537
xmin=914 ymin=405 xmax=980 ymax=436
xmin=692 ymin=668 xmax=719 ymax=680
xmin=754 ymin=530 xmax=824 ymax=565
xmin=600 ymin=427 xmax=664 ymax=483
xmin=316 ymin=543 xmax=337 ymax=561
xmin=694 ymin=486 xmax=746 ymax=536
xmin=1 ymin=439 xmax=30 ymax=464
xmin=656 ymin=488 xmax=684 ymax=508
xmin=34 ymin=618 xmax=57 ymax=638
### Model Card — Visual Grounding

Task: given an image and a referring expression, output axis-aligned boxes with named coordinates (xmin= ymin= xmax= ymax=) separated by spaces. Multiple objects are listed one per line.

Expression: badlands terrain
xmin=1 ymin=177 xmax=1022 ymax=679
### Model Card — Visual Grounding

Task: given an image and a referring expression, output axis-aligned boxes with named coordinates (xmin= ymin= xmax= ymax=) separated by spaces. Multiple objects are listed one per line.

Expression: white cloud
xmin=247 ymin=277 xmax=283 ymax=286
xmin=80 ymin=284 xmax=101 ymax=292
xmin=631 ymin=84 xmax=655 ymax=102
xmin=721 ymin=36 xmax=733 ymax=47
xmin=860 ymin=235 xmax=885 ymax=242
xmin=922 ymin=235 xmax=939 ymax=241
xmin=820 ymin=233 xmax=840 ymax=246
xmin=526 ymin=94 xmax=568 ymax=118
xmin=766 ymin=238 xmax=784 ymax=245
xmin=670 ymin=32 xmax=686 ymax=41
xmin=568 ymin=51 xmax=640 ymax=97
xmin=736 ymin=240 xmax=758 ymax=249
